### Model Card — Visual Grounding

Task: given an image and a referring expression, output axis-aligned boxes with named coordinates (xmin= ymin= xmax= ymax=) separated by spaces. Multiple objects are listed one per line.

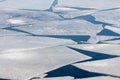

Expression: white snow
xmin=0 ymin=46 xmax=89 ymax=79
xmin=14 ymin=19 xmax=103 ymax=35
xmin=0 ymin=36 xmax=76 ymax=51
xmin=0 ymin=0 xmax=120 ymax=80
xmin=0 ymin=0 xmax=54 ymax=10
xmin=73 ymin=58 xmax=120 ymax=76
xmin=7 ymin=19 xmax=26 ymax=25
xmin=58 ymin=0 xmax=120 ymax=9
xmin=92 ymin=9 xmax=120 ymax=27
xmin=53 ymin=6 xmax=97 ymax=18
xmin=105 ymin=26 xmax=120 ymax=34
xmin=69 ymin=44 xmax=120 ymax=56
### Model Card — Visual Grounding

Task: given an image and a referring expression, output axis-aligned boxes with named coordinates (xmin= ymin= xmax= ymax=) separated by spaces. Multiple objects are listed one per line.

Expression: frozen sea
xmin=0 ymin=0 xmax=120 ymax=80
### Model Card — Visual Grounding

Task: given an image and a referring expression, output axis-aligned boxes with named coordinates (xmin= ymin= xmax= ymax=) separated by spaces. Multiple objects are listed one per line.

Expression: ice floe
xmin=0 ymin=0 xmax=120 ymax=80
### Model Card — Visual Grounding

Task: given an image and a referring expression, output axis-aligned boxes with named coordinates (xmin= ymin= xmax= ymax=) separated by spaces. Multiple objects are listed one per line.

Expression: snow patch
xmin=7 ymin=19 xmax=26 ymax=25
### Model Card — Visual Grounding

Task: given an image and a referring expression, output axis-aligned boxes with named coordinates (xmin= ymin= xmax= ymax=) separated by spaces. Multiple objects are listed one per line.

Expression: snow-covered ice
xmin=0 ymin=0 xmax=54 ymax=10
xmin=13 ymin=19 xmax=102 ymax=35
xmin=0 ymin=46 xmax=89 ymax=79
xmin=92 ymin=9 xmax=120 ymax=27
xmin=0 ymin=0 xmax=120 ymax=80
xmin=58 ymin=0 xmax=120 ymax=9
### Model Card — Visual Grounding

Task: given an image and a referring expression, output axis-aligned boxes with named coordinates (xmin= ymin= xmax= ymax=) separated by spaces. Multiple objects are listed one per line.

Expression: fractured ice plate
xmin=0 ymin=46 xmax=90 ymax=80
xmin=0 ymin=9 xmax=62 ymax=25
xmin=13 ymin=19 xmax=103 ymax=35
xmin=104 ymin=26 xmax=120 ymax=34
xmin=0 ymin=0 xmax=54 ymax=10
xmin=58 ymin=0 xmax=120 ymax=9
xmin=87 ymin=35 xmax=120 ymax=43
xmin=0 ymin=29 xmax=28 ymax=36
xmin=0 ymin=36 xmax=76 ymax=52
xmin=69 ymin=44 xmax=120 ymax=78
xmin=69 ymin=44 xmax=120 ymax=56
xmin=53 ymin=6 xmax=97 ymax=18
xmin=92 ymin=9 xmax=120 ymax=27
xmin=73 ymin=57 xmax=120 ymax=77
xmin=100 ymin=39 xmax=120 ymax=44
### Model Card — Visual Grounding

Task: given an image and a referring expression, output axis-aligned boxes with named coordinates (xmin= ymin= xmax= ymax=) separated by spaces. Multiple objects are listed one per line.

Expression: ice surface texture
xmin=0 ymin=0 xmax=120 ymax=80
